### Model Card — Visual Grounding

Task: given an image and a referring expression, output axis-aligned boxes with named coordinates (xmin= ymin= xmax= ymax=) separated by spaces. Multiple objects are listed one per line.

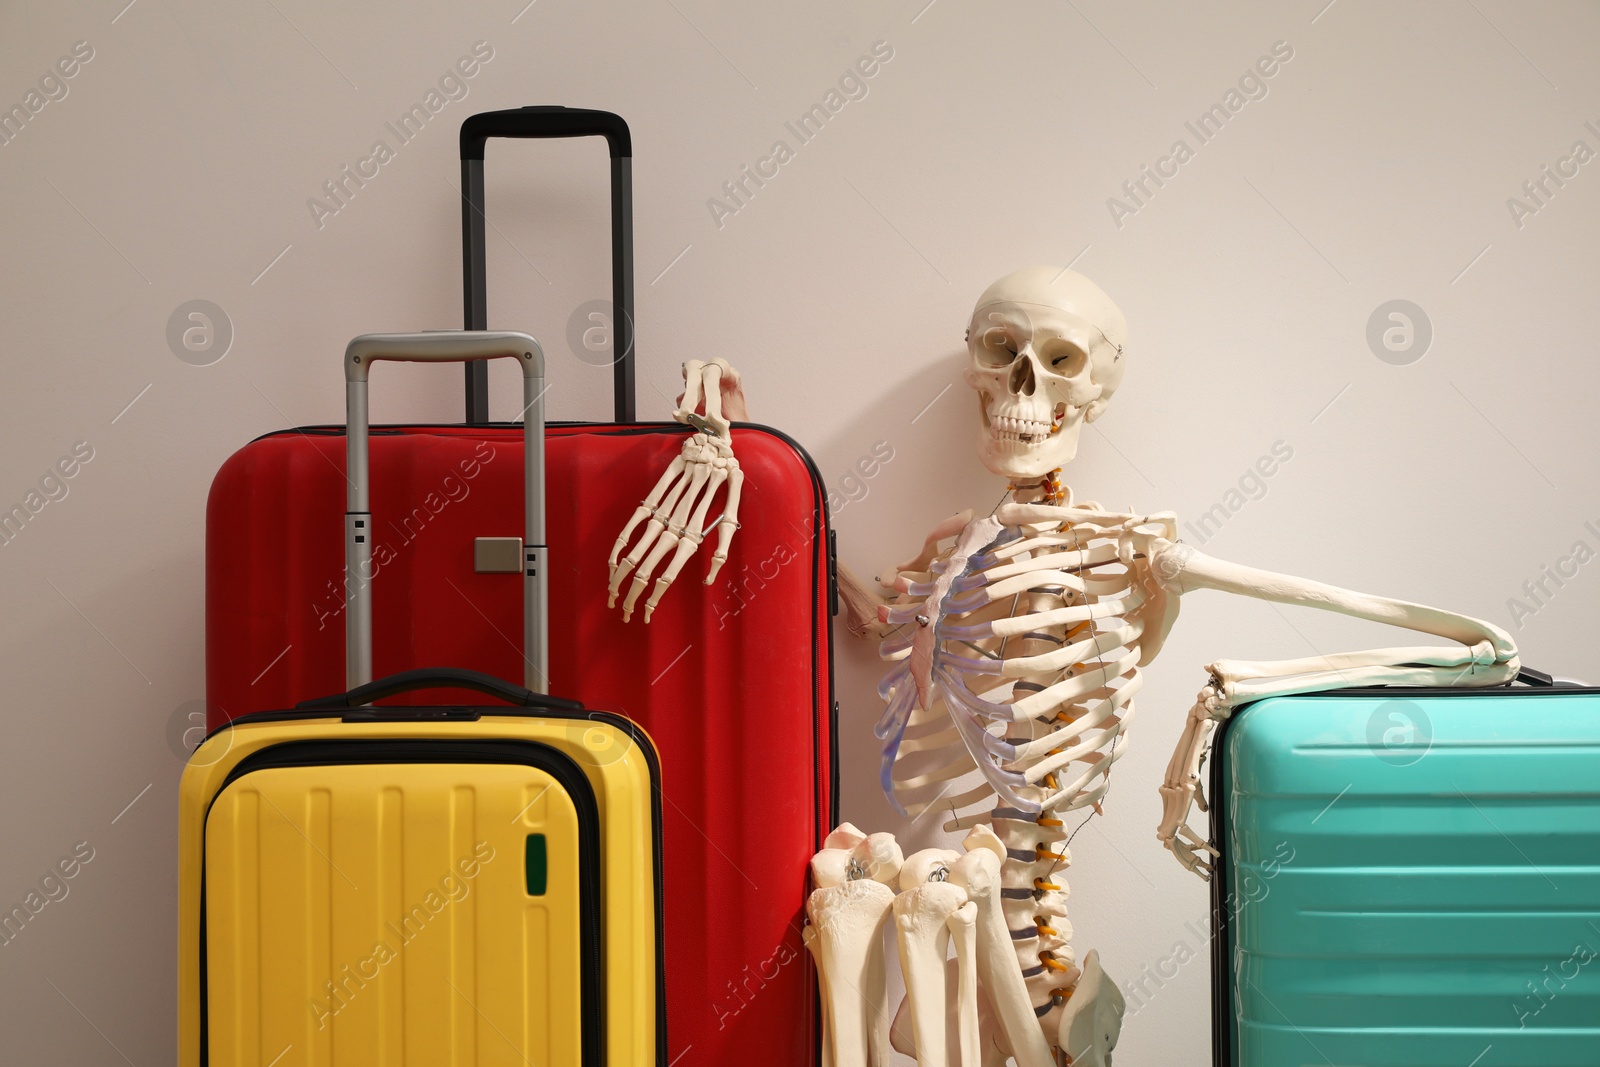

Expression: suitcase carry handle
xmin=1517 ymin=666 xmax=1555 ymax=687
xmin=344 ymin=331 xmax=549 ymax=694
xmin=296 ymin=667 xmax=583 ymax=711
xmin=460 ymin=106 xmax=635 ymax=425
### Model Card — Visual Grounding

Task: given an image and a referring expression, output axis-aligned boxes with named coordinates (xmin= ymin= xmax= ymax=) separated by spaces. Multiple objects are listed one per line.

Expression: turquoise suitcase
xmin=1209 ymin=672 xmax=1600 ymax=1066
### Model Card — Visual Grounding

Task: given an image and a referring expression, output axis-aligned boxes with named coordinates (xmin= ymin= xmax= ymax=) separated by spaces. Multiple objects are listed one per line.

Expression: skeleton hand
xmin=607 ymin=359 xmax=747 ymax=623
xmin=1156 ymin=681 xmax=1229 ymax=880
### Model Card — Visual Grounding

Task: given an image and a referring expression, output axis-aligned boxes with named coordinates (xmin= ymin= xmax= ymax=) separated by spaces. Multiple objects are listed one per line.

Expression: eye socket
xmin=1042 ymin=342 xmax=1088 ymax=377
xmin=976 ymin=327 xmax=1018 ymax=367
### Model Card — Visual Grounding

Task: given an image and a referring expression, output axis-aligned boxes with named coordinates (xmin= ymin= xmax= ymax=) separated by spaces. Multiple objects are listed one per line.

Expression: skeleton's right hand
xmin=607 ymin=359 xmax=747 ymax=623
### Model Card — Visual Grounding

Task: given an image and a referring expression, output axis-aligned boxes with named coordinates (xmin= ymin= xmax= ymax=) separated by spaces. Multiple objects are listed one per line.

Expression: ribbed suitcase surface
xmin=1214 ymin=690 xmax=1600 ymax=1067
xmin=181 ymin=713 xmax=661 ymax=1067
xmin=206 ymin=422 xmax=834 ymax=1065
xmin=206 ymin=761 xmax=588 ymax=1065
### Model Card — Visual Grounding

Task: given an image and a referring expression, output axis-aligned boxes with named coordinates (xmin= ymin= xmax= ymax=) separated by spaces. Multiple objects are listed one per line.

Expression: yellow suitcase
xmin=182 ymin=334 xmax=662 ymax=1066
xmin=178 ymin=675 xmax=662 ymax=1066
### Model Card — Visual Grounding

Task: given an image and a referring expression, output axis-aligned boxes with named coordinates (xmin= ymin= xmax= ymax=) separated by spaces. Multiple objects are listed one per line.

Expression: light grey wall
xmin=2 ymin=0 xmax=1595 ymax=1062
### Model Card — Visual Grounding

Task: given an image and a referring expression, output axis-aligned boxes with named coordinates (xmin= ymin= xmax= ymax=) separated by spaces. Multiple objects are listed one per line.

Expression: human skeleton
xmin=608 ymin=268 xmax=1519 ymax=1065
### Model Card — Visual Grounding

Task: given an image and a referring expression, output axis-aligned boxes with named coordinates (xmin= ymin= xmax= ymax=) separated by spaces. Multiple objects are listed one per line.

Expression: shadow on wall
xmin=808 ymin=347 xmax=993 ymax=548
xmin=806 ymin=347 xmax=1001 ymax=852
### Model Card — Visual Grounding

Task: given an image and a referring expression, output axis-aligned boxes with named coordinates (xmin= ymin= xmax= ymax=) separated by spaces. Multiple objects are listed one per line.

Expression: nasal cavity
xmin=1009 ymin=354 xmax=1036 ymax=396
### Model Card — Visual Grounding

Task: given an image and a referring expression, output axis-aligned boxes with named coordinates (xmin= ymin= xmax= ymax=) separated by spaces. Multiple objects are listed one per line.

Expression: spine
xmin=994 ymin=580 xmax=1076 ymax=1039
xmin=992 ymin=806 xmax=1073 ymax=1019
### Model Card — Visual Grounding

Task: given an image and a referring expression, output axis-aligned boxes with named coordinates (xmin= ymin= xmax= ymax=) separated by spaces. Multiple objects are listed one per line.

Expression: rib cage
xmin=855 ymin=486 xmax=1510 ymax=1051
xmin=876 ymin=508 xmax=1154 ymax=1026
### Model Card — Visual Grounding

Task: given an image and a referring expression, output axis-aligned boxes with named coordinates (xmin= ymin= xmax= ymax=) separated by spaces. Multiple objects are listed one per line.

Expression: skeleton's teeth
xmin=989 ymin=413 xmax=1054 ymax=445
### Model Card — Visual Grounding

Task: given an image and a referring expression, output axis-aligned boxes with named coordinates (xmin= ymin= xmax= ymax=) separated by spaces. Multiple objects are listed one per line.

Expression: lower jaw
xmin=989 ymin=433 xmax=1054 ymax=449
xmin=980 ymin=447 xmax=1069 ymax=481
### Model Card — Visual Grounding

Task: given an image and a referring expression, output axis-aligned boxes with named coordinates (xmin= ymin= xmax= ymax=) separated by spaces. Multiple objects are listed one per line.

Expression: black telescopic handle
xmin=460 ymin=106 xmax=635 ymax=425
xmin=460 ymin=106 xmax=631 ymax=159
xmin=296 ymin=667 xmax=585 ymax=711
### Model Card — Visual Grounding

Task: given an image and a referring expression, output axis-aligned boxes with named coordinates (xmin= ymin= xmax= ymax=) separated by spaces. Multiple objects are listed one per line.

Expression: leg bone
xmin=809 ymin=880 xmax=897 ymax=1067
xmin=890 ymin=955 xmax=1011 ymax=1067
xmin=803 ymin=923 xmax=836 ymax=1067
xmin=948 ymin=901 xmax=980 ymax=1067
xmin=948 ymin=831 xmax=1055 ymax=1067
xmin=807 ymin=827 xmax=903 ymax=1067
xmin=892 ymin=849 xmax=967 ymax=1067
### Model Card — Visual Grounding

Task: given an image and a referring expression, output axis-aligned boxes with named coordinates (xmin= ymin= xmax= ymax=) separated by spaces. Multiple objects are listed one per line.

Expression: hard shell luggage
xmin=204 ymin=109 xmax=834 ymax=1064
xmin=1206 ymin=672 xmax=1600 ymax=1067
xmin=181 ymin=333 xmax=663 ymax=1067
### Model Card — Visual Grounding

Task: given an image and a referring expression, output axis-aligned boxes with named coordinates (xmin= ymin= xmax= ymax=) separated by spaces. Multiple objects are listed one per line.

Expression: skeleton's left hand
xmin=607 ymin=359 xmax=747 ymax=623
xmin=1156 ymin=682 xmax=1228 ymax=879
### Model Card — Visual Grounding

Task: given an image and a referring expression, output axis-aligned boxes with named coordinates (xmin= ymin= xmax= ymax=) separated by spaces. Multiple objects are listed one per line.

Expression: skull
xmin=964 ymin=268 xmax=1127 ymax=480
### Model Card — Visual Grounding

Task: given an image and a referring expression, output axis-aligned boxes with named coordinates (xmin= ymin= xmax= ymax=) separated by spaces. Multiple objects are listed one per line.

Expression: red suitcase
xmin=205 ymin=108 xmax=836 ymax=1066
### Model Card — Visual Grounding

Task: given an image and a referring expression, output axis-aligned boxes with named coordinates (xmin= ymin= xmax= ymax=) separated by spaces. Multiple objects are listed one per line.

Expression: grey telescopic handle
xmin=343 ymin=331 xmax=547 ymax=694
